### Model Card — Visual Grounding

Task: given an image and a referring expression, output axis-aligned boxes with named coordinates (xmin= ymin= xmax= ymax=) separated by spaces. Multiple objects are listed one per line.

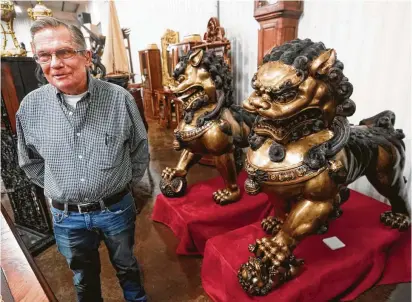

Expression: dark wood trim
xmin=1 ymin=63 xmax=20 ymax=134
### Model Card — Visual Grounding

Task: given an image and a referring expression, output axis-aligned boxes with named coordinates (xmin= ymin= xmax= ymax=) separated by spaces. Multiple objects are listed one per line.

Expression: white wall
xmin=86 ymin=0 xmax=218 ymax=82
xmin=299 ymin=0 xmax=411 ymax=205
xmin=219 ymin=0 xmax=259 ymax=105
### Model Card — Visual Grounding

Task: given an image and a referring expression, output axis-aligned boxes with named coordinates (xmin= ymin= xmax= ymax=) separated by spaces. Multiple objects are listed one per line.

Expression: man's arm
xmin=125 ymin=94 xmax=150 ymax=187
xmin=16 ymin=115 xmax=45 ymax=188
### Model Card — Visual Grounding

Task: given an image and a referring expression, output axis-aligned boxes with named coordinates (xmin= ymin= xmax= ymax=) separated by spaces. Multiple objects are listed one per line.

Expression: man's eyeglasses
xmin=34 ymin=48 xmax=86 ymax=64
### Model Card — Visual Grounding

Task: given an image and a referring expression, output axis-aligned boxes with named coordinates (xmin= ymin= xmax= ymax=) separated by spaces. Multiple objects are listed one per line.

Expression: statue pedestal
xmin=151 ymin=171 xmax=273 ymax=255
xmin=202 ymin=190 xmax=411 ymax=301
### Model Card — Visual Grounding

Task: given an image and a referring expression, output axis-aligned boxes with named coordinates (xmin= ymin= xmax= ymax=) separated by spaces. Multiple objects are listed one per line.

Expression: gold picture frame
xmin=160 ymin=29 xmax=179 ymax=87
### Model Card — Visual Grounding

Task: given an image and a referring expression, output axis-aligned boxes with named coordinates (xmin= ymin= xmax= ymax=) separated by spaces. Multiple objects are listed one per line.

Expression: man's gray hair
xmin=30 ymin=17 xmax=86 ymax=49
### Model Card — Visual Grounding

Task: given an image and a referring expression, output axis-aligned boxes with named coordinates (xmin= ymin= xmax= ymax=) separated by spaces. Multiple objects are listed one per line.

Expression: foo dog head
xmin=169 ymin=49 xmax=233 ymax=125
xmin=243 ymin=39 xmax=355 ymax=144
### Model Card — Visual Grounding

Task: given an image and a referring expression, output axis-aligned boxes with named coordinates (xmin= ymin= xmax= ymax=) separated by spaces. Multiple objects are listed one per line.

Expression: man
xmin=16 ymin=17 xmax=149 ymax=302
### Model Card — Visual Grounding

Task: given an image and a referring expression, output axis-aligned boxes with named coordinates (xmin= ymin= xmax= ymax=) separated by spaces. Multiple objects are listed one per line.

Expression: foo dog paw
xmin=159 ymin=167 xmax=187 ymax=198
xmin=380 ymin=211 xmax=410 ymax=231
xmin=212 ymin=187 xmax=241 ymax=205
xmin=238 ymin=238 xmax=304 ymax=296
xmin=238 ymin=257 xmax=273 ymax=296
xmin=261 ymin=216 xmax=283 ymax=235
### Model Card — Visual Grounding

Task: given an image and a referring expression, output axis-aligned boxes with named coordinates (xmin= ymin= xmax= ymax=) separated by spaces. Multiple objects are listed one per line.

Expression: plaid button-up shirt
xmin=16 ymin=75 xmax=149 ymax=204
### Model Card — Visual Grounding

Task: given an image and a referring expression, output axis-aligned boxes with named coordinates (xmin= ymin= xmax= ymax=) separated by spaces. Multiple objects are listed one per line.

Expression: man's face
xmin=32 ymin=26 xmax=91 ymax=95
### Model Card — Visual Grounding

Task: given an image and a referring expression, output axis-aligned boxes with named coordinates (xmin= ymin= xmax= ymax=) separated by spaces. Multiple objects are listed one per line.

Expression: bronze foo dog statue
xmin=237 ymin=39 xmax=410 ymax=295
xmin=160 ymin=49 xmax=256 ymax=205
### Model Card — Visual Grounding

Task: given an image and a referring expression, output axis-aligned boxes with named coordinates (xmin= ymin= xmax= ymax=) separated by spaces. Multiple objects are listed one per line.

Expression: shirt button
xmin=78 ymin=155 xmax=83 ymax=159
xmin=80 ymin=178 xmax=85 ymax=182
xmin=69 ymin=112 xmax=73 ymax=116
xmin=76 ymin=133 xmax=81 ymax=137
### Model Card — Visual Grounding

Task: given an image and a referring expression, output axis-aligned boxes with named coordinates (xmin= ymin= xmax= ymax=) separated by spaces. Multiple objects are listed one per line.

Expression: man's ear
xmin=30 ymin=41 xmax=36 ymax=55
xmin=84 ymin=50 xmax=92 ymax=67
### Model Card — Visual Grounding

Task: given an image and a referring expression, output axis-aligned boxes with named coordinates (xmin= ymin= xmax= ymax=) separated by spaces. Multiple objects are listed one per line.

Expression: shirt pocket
xmin=94 ymin=131 xmax=126 ymax=170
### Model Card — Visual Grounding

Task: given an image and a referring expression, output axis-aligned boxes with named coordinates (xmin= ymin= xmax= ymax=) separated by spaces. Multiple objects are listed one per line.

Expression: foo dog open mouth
xmin=174 ymin=85 xmax=207 ymax=110
xmin=254 ymin=108 xmax=325 ymax=143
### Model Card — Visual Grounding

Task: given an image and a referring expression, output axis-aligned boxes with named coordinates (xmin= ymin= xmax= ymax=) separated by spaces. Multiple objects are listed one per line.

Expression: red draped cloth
xmin=151 ymin=172 xmax=274 ymax=255
xmin=202 ymin=190 xmax=411 ymax=301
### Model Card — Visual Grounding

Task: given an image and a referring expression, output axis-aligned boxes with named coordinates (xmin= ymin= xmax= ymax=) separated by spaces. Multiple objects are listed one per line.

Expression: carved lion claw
xmin=238 ymin=237 xmax=304 ymax=296
xmin=380 ymin=211 xmax=410 ymax=231
xmin=261 ymin=216 xmax=283 ymax=235
xmin=160 ymin=167 xmax=187 ymax=197
xmin=212 ymin=187 xmax=241 ymax=205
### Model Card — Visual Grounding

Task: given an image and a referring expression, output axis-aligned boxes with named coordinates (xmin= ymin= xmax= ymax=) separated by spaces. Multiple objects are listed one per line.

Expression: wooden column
xmin=254 ymin=0 xmax=303 ymax=65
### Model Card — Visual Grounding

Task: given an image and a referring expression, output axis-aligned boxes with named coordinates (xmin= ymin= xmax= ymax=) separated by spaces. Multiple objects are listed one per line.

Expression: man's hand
xmin=130 ymin=186 xmax=145 ymax=214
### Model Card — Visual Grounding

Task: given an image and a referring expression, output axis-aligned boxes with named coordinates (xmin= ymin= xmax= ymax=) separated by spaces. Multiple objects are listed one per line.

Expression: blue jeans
xmin=51 ymin=193 xmax=147 ymax=302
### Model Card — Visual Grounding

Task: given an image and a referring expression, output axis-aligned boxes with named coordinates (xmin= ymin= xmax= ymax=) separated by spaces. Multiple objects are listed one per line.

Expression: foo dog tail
xmin=359 ymin=110 xmax=405 ymax=151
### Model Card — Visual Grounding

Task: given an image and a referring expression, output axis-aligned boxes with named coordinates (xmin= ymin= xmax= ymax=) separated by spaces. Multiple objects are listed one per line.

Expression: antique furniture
xmin=1 ymin=0 xmax=26 ymax=57
xmin=196 ymin=17 xmax=231 ymax=67
xmin=159 ymin=49 xmax=255 ymax=205
xmin=154 ymin=88 xmax=181 ymax=129
xmin=139 ymin=47 xmax=162 ymax=119
xmin=254 ymin=0 xmax=303 ymax=65
xmin=1 ymin=57 xmax=54 ymax=255
xmin=127 ymin=83 xmax=149 ymax=131
xmin=237 ymin=39 xmax=410 ymax=295
xmin=1 ymin=205 xmax=57 ymax=301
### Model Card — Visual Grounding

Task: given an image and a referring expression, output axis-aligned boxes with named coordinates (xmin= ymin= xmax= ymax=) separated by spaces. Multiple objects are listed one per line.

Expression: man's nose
xmin=50 ymin=53 xmax=64 ymax=68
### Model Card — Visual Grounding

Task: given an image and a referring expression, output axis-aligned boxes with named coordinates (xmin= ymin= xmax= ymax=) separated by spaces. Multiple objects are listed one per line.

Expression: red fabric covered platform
xmin=151 ymin=171 xmax=274 ymax=255
xmin=202 ymin=190 xmax=411 ymax=302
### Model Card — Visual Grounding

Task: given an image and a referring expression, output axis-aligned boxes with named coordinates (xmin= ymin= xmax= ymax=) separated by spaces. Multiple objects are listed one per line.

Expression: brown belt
xmin=51 ymin=188 xmax=129 ymax=213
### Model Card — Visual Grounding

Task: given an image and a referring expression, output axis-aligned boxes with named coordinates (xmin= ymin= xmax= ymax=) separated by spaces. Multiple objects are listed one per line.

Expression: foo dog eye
xmin=276 ymin=90 xmax=297 ymax=103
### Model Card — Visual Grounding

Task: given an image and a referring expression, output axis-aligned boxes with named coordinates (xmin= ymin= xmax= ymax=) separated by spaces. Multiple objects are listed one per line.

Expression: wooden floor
xmin=19 ymin=119 xmax=410 ymax=301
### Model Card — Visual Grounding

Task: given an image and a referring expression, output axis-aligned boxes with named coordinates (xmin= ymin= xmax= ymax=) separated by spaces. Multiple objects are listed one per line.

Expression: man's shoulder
xmin=93 ymin=78 xmax=131 ymax=98
xmin=18 ymin=84 xmax=53 ymax=115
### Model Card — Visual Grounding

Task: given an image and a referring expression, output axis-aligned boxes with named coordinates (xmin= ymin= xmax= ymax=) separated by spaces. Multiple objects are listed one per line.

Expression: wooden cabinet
xmin=254 ymin=0 xmax=303 ymax=65
xmin=127 ymin=84 xmax=149 ymax=131
xmin=138 ymin=48 xmax=162 ymax=119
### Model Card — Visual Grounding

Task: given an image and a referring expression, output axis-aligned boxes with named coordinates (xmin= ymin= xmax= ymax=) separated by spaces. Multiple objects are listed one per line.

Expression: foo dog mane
xmin=263 ymin=39 xmax=355 ymax=117
xmin=174 ymin=50 xmax=234 ymax=126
